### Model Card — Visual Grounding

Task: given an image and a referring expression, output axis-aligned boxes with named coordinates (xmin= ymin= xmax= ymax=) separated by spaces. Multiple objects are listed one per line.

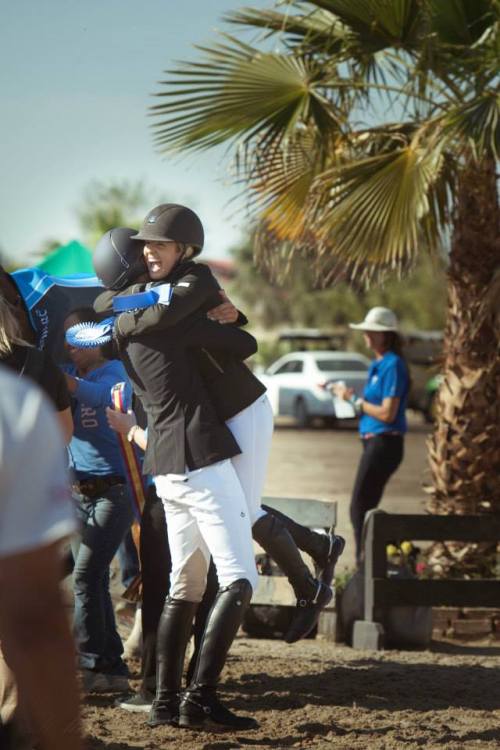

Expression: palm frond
xmin=306 ymin=0 xmax=422 ymax=50
xmin=244 ymin=127 xmax=329 ymax=240
xmin=310 ymin=142 xmax=451 ymax=280
xmin=429 ymin=0 xmax=497 ymax=46
xmin=151 ymin=35 xmax=343 ymax=157
xmin=253 ymin=224 xmax=361 ymax=288
xmin=417 ymin=1 xmax=500 ymax=91
xmin=245 ymin=124 xmax=454 ymax=287
xmin=224 ymin=5 xmax=357 ymax=57
xmin=444 ymin=91 xmax=500 ymax=159
xmin=226 ymin=6 xmax=342 ymax=38
xmin=246 ymin=122 xmax=420 ymax=243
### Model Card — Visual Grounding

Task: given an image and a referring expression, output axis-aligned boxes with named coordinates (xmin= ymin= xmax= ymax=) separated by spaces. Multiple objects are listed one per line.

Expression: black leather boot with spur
xmin=148 ymin=597 xmax=198 ymax=728
xmin=253 ymin=512 xmax=334 ymax=643
xmin=179 ymin=579 xmax=257 ymax=731
xmin=261 ymin=505 xmax=345 ymax=587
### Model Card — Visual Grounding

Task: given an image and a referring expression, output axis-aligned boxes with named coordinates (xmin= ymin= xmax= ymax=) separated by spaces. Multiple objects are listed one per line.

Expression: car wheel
xmin=294 ymin=397 xmax=310 ymax=428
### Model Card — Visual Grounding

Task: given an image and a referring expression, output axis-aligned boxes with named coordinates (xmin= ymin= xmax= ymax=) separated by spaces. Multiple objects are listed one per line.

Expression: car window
xmin=274 ymin=360 xmax=304 ymax=374
xmin=274 ymin=363 xmax=290 ymax=375
xmin=316 ymin=359 xmax=368 ymax=372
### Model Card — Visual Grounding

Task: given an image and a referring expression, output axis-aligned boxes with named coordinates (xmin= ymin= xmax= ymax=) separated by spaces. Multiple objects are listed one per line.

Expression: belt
xmin=72 ymin=475 xmax=125 ymax=498
xmin=362 ymin=431 xmax=403 ymax=440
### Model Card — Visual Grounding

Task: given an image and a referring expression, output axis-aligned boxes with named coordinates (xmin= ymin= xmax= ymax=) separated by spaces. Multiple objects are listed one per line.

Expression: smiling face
xmin=143 ymin=241 xmax=183 ymax=280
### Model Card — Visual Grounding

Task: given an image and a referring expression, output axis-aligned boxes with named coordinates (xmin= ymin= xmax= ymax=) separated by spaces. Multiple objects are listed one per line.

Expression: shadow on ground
xmin=226 ymin=657 xmax=500 ymax=713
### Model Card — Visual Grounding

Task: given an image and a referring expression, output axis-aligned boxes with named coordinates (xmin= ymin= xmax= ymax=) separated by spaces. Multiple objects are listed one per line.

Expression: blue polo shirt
xmin=359 ymin=352 xmax=409 ymax=436
xmin=63 ymin=360 xmax=133 ymax=479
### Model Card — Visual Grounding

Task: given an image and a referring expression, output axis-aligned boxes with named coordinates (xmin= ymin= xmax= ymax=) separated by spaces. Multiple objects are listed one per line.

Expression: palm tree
xmin=149 ymin=1 xmax=500 ymax=540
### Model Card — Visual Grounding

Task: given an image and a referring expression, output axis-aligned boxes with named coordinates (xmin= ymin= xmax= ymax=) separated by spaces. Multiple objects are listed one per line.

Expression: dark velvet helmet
xmin=132 ymin=203 xmax=204 ymax=256
xmin=93 ymin=228 xmax=147 ymax=290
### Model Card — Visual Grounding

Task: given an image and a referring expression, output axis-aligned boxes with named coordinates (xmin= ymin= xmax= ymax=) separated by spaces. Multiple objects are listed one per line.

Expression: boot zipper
xmin=202 ymin=349 xmax=224 ymax=373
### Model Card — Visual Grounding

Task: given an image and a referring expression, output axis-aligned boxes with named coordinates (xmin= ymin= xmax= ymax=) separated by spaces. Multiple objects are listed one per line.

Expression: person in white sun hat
xmin=333 ymin=307 xmax=410 ymax=564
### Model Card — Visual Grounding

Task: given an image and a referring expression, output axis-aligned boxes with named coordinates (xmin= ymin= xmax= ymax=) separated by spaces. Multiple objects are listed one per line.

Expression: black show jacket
xmin=95 ymin=261 xmax=266 ymax=424
xmin=116 ymin=313 xmax=257 ymax=476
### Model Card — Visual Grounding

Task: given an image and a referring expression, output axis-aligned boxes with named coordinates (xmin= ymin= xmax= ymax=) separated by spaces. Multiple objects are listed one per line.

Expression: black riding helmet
xmin=93 ymin=228 xmax=147 ymax=290
xmin=132 ymin=203 xmax=204 ymax=256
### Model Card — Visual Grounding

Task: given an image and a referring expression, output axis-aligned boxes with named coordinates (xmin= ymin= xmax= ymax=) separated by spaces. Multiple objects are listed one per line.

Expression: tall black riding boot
xmin=186 ymin=559 xmax=218 ymax=686
xmin=253 ymin=512 xmax=333 ymax=643
xmin=148 ymin=597 xmax=198 ymax=728
xmin=179 ymin=579 xmax=257 ymax=730
xmin=261 ymin=504 xmax=345 ymax=587
xmin=140 ymin=484 xmax=171 ymax=697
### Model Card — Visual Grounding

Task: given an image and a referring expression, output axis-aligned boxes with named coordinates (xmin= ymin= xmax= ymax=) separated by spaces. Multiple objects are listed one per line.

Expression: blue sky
xmin=1 ymin=0 xmax=269 ymax=265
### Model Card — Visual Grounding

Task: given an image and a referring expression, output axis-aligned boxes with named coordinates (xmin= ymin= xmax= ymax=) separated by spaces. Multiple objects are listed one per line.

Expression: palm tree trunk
xmin=426 ymin=156 xmax=500 ymax=572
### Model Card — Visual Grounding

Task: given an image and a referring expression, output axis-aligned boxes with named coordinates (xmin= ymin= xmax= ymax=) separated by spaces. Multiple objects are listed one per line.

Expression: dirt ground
xmin=83 ymin=420 xmax=500 ymax=749
xmin=83 ymin=637 xmax=500 ymax=750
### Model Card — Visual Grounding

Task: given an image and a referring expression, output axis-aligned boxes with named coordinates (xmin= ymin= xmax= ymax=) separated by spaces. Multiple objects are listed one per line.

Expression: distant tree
xmin=364 ymin=256 xmax=447 ymax=332
xmin=76 ymin=180 xmax=161 ymax=247
xmin=231 ymin=234 xmax=446 ymax=332
xmin=27 ymin=238 xmax=64 ymax=264
xmin=39 ymin=238 xmax=62 ymax=254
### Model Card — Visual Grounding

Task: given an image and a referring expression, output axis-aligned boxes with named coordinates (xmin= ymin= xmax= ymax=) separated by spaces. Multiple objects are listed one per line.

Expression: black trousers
xmin=350 ymin=434 xmax=404 ymax=564
xmin=139 ymin=484 xmax=171 ymax=693
xmin=139 ymin=484 xmax=218 ymax=695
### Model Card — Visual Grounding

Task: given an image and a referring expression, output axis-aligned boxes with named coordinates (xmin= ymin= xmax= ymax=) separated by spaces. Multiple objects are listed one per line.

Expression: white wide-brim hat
xmin=349 ymin=306 xmax=399 ymax=332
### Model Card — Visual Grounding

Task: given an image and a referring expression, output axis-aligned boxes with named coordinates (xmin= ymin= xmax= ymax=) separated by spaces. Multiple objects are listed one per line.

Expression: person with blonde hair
xmin=0 ymin=297 xmax=25 ymax=356
xmin=0 ymin=297 xmax=73 ymax=443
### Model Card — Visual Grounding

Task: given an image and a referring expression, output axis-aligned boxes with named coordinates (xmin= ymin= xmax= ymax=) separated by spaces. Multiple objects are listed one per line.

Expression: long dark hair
xmin=383 ymin=331 xmax=404 ymax=357
xmin=383 ymin=331 xmax=411 ymax=385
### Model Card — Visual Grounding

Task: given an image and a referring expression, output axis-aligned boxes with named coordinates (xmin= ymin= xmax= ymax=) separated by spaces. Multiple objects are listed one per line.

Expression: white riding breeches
xmin=154 ymin=459 xmax=258 ymax=602
xmin=226 ymin=394 xmax=274 ymax=526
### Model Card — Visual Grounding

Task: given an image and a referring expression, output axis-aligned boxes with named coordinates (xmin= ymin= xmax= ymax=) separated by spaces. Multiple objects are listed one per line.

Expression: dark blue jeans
xmin=117 ymin=528 xmax=140 ymax=590
xmin=72 ymin=483 xmax=134 ymax=674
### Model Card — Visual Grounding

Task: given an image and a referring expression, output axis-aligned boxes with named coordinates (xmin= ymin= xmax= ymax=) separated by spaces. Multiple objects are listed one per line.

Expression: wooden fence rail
xmin=353 ymin=509 xmax=500 ymax=650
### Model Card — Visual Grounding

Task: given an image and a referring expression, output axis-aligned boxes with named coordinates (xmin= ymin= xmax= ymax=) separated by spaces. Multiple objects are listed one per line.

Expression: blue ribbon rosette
xmin=65 ymin=283 xmax=173 ymax=348
xmin=66 ymin=317 xmax=115 ymax=348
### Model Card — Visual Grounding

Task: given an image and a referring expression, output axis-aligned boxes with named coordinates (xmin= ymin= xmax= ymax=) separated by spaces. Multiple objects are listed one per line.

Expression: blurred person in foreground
xmin=0 ymin=295 xmax=75 ymax=746
xmin=333 ymin=307 xmax=409 ymax=564
xmin=63 ymin=307 xmax=135 ymax=693
xmin=0 ymin=365 xmax=82 ymax=750
xmin=0 ymin=296 xmax=73 ymax=443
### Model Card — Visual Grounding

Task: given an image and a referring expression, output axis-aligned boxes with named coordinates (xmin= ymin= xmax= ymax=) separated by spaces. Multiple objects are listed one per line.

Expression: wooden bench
xmin=251 ymin=496 xmax=338 ymax=638
xmin=353 ymin=509 xmax=500 ymax=650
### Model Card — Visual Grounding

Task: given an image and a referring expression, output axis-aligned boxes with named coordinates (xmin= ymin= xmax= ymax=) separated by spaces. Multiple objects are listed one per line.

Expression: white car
xmin=259 ymin=350 xmax=370 ymax=427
